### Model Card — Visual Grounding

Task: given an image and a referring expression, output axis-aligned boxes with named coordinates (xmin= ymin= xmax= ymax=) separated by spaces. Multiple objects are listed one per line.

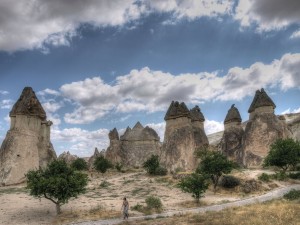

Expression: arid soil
xmin=0 ymin=169 xmax=291 ymax=225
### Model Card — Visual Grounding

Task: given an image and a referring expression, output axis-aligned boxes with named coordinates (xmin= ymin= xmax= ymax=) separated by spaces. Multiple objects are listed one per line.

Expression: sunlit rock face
xmin=242 ymin=89 xmax=292 ymax=168
xmin=0 ymin=87 xmax=56 ymax=186
xmin=162 ymin=101 xmax=208 ymax=172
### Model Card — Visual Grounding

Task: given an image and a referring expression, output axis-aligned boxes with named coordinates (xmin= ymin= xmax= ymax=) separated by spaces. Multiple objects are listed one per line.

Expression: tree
xmin=177 ymin=173 xmax=209 ymax=203
xmin=26 ymin=160 xmax=88 ymax=214
xmin=143 ymin=155 xmax=167 ymax=175
xmin=264 ymin=138 xmax=300 ymax=173
xmin=93 ymin=155 xmax=113 ymax=173
xmin=196 ymin=150 xmax=235 ymax=192
xmin=71 ymin=158 xmax=88 ymax=171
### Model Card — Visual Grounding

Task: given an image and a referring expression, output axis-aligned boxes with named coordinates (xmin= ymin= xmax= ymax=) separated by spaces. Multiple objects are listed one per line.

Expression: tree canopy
xmin=264 ymin=138 xmax=300 ymax=173
xmin=93 ymin=155 xmax=113 ymax=173
xmin=26 ymin=160 xmax=88 ymax=214
xmin=196 ymin=150 xmax=235 ymax=192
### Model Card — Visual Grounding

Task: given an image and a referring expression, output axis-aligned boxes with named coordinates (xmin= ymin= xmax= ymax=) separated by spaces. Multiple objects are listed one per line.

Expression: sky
xmin=0 ymin=0 xmax=300 ymax=157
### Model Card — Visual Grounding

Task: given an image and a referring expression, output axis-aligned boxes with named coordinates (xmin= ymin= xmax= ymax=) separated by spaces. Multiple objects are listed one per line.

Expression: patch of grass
xmin=123 ymin=179 xmax=134 ymax=184
xmin=99 ymin=180 xmax=112 ymax=189
xmin=288 ymin=172 xmax=300 ymax=180
xmin=258 ymin=173 xmax=271 ymax=182
xmin=0 ymin=187 xmax=27 ymax=195
xmin=283 ymin=189 xmax=300 ymax=200
xmin=131 ymin=187 xmax=145 ymax=196
xmin=145 ymin=196 xmax=163 ymax=211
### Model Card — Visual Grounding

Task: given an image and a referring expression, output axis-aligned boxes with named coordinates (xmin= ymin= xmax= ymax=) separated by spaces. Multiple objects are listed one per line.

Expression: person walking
xmin=121 ymin=197 xmax=129 ymax=220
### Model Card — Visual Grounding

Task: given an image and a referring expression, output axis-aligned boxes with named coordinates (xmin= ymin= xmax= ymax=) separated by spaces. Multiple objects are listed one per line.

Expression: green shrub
xmin=115 ymin=162 xmax=123 ymax=172
xmin=71 ymin=158 xmax=88 ymax=171
xmin=258 ymin=173 xmax=271 ymax=182
xmin=99 ymin=180 xmax=111 ymax=188
xmin=288 ymin=172 xmax=300 ymax=180
xmin=272 ymin=172 xmax=287 ymax=181
xmin=93 ymin=155 xmax=113 ymax=173
xmin=145 ymin=196 xmax=162 ymax=210
xmin=131 ymin=203 xmax=144 ymax=212
xmin=220 ymin=175 xmax=240 ymax=188
xmin=283 ymin=189 xmax=300 ymax=200
xmin=155 ymin=166 xmax=168 ymax=176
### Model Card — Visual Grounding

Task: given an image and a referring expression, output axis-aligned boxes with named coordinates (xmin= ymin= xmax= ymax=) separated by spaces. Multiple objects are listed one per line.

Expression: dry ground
xmin=0 ymin=169 xmax=295 ymax=225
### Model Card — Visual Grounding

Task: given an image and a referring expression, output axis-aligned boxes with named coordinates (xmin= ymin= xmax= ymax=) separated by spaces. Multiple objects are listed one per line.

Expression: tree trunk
xmin=56 ymin=203 xmax=61 ymax=215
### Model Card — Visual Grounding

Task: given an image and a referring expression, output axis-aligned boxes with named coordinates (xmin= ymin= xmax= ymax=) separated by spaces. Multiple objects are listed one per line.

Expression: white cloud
xmin=51 ymin=127 xmax=109 ymax=157
xmin=281 ymin=107 xmax=300 ymax=114
xmin=0 ymin=99 xmax=14 ymax=109
xmin=0 ymin=0 xmax=234 ymax=52
xmin=290 ymin=29 xmax=300 ymax=39
xmin=38 ymin=88 xmax=60 ymax=96
xmin=60 ymin=53 xmax=300 ymax=124
xmin=42 ymin=100 xmax=63 ymax=113
xmin=204 ymin=119 xmax=224 ymax=135
xmin=235 ymin=0 xmax=300 ymax=31
xmin=0 ymin=90 xmax=9 ymax=95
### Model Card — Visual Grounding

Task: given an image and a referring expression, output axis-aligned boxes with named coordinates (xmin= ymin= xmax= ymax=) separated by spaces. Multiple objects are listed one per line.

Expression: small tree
xmin=177 ymin=173 xmax=209 ymax=203
xmin=26 ymin=160 xmax=88 ymax=214
xmin=143 ymin=155 xmax=167 ymax=175
xmin=71 ymin=158 xmax=88 ymax=171
xmin=93 ymin=155 xmax=113 ymax=173
xmin=264 ymin=138 xmax=300 ymax=173
xmin=196 ymin=150 xmax=235 ymax=193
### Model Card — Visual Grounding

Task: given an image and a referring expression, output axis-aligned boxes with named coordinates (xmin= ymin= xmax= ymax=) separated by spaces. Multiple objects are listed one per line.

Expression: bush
xmin=258 ymin=173 xmax=271 ymax=182
xmin=99 ymin=180 xmax=111 ymax=188
xmin=145 ymin=196 xmax=162 ymax=210
xmin=288 ymin=172 xmax=300 ymax=180
xmin=283 ymin=189 xmax=300 ymax=200
xmin=93 ymin=155 xmax=113 ymax=173
xmin=131 ymin=203 xmax=143 ymax=212
xmin=272 ymin=172 xmax=287 ymax=181
xmin=220 ymin=175 xmax=240 ymax=188
xmin=155 ymin=166 xmax=168 ymax=176
xmin=115 ymin=162 xmax=123 ymax=172
xmin=71 ymin=158 xmax=88 ymax=171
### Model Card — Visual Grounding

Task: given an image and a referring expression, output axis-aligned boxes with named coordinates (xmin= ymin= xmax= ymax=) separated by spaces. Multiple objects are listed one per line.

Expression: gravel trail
xmin=71 ymin=184 xmax=300 ymax=225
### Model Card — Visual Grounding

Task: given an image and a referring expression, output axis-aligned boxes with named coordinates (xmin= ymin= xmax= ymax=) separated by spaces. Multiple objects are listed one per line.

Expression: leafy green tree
xmin=264 ymin=138 xmax=300 ymax=173
xmin=93 ymin=155 xmax=113 ymax=173
xmin=143 ymin=154 xmax=167 ymax=175
xmin=71 ymin=158 xmax=88 ymax=171
xmin=196 ymin=150 xmax=235 ymax=192
xmin=26 ymin=160 xmax=88 ymax=214
xmin=177 ymin=173 xmax=209 ymax=203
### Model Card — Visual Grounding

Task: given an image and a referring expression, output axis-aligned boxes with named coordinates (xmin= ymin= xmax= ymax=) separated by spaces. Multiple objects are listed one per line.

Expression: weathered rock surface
xmin=220 ymin=104 xmax=244 ymax=165
xmin=0 ymin=87 xmax=57 ymax=186
xmin=88 ymin=148 xmax=105 ymax=169
xmin=105 ymin=122 xmax=161 ymax=167
xmin=162 ymin=101 xmax=208 ymax=172
xmin=58 ymin=151 xmax=78 ymax=165
xmin=243 ymin=89 xmax=292 ymax=167
xmin=283 ymin=112 xmax=300 ymax=141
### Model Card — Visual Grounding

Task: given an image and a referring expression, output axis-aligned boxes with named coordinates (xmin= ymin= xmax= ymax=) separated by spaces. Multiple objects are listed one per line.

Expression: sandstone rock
xmin=243 ymin=89 xmax=292 ymax=167
xmin=283 ymin=112 xmax=300 ymax=141
xmin=0 ymin=87 xmax=57 ymax=186
xmin=162 ymin=102 xmax=208 ymax=172
xmin=88 ymin=147 xmax=105 ymax=169
xmin=220 ymin=104 xmax=244 ymax=165
xmin=58 ymin=151 xmax=78 ymax=165
xmin=106 ymin=122 xmax=161 ymax=167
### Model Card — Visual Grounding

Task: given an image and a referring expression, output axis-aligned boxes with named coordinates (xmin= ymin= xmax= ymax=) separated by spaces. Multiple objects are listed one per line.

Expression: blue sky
xmin=0 ymin=0 xmax=300 ymax=157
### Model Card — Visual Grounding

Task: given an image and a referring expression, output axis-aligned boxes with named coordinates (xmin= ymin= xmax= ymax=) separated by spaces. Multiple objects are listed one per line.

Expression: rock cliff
xmin=0 ymin=87 xmax=57 ymax=186
xmin=243 ymin=89 xmax=292 ymax=167
xmin=58 ymin=151 xmax=78 ymax=165
xmin=162 ymin=101 xmax=208 ymax=172
xmin=219 ymin=104 xmax=244 ymax=165
xmin=105 ymin=122 xmax=161 ymax=167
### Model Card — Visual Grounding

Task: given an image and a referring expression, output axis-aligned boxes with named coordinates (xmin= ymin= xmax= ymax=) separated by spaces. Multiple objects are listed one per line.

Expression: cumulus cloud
xmin=38 ymin=88 xmax=60 ymax=96
xmin=281 ymin=107 xmax=300 ymax=114
xmin=0 ymin=90 xmax=9 ymax=95
xmin=290 ymin=29 xmax=300 ymax=39
xmin=235 ymin=0 xmax=300 ymax=31
xmin=51 ymin=127 xmax=109 ymax=157
xmin=204 ymin=119 xmax=224 ymax=135
xmin=0 ymin=0 xmax=234 ymax=52
xmin=0 ymin=99 xmax=14 ymax=109
xmin=60 ymin=53 xmax=300 ymax=124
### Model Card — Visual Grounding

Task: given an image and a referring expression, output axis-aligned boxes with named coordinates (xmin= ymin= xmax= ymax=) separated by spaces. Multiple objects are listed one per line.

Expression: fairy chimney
xmin=243 ymin=88 xmax=292 ymax=167
xmin=0 ymin=87 xmax=57 ymax=186
xmin=220 ymin=104 xmax=244 ymax=165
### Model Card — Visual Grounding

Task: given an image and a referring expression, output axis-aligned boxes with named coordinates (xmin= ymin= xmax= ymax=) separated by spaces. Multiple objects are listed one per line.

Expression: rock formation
xmin=219 ymin=104 xmax=244 ymax=165
xmin=88 ymin=147 xmax=105 ymax=169
xmin=58 ymin=151 xmax=78 ymax=165
xmin=0 ymin=87 xmax=57 ymax=186
xmin=162 ymin=101 xmax=208 ymax=172
xmin=105 ymin=122 xmax=161 ymax=167
xmin=243 ymin=88 xmax=292 ymax=167
xmin=282 ymin=112 xmax=300 ymax=141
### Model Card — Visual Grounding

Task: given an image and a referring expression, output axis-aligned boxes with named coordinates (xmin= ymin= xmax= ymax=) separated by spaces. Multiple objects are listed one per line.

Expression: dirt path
xmin=71 ymin=184 xmax=300 ymax=225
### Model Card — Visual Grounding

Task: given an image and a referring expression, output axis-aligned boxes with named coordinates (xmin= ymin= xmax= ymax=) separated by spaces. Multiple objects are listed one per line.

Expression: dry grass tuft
xmin=127 ymin=199 xmax=300 ymax=225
